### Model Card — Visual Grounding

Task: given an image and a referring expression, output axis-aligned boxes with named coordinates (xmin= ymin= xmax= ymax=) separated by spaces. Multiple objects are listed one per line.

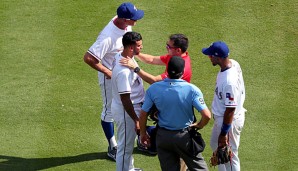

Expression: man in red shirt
xmin=120 ymin=33 xmax=192 ymax=84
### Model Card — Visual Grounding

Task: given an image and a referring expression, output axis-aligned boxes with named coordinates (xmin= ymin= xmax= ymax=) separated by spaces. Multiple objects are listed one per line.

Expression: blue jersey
xmin=142 ymin=79 xmax=207 ymax=130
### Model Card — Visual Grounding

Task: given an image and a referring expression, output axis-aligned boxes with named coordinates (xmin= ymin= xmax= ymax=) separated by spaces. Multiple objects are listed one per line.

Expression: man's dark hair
xmin=122 ymin=31 xmax=142 ymax=48
xmin=169 ymin=34 xmax=188 ymax=53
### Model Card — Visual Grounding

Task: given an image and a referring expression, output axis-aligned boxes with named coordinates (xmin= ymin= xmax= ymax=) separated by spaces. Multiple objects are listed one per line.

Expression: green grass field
xmin=1 ymin=0 xmax=297 ymax=170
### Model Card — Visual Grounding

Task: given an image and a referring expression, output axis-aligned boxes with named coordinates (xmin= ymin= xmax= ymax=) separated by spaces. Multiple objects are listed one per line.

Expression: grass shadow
xmin=0 ymin=152 xmax=114 ymax=171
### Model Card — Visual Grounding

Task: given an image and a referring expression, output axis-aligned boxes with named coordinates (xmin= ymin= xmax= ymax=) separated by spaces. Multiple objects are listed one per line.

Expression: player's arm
xmin=136 ymin=53 xmax=165 ymax=65
xmin=120 ymin=93 xmax=140 ymax=134
xmin=119 ymin=57 xmax=162 ymax=84
xmin=83 ymin=52 xmax=112 ymax=78
xmin=218 ymin=85 xmax=237 ymax=146
xmin=218 ymin=107 xmax=235 ymax=147
xmin=139 ymin=110 xmax=148 ymax=136
xmin=135 ymin=69 xmax=162 ymax=85
xmin=139 ymin=110 xmax=151 ymax=147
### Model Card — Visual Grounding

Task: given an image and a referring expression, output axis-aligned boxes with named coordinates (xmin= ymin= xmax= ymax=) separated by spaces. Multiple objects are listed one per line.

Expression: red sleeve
xmin=159 ymin=55 xmax=171 ymax=80
xmin=160 ymin=54 xmax=169 ymax=63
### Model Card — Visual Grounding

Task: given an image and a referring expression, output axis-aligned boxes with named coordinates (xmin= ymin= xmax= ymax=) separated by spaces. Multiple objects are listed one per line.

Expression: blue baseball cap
xmin=202 ymin=41 xmax=230 ymax=58
xmin=117 ymin=2 xmax=144 ymax=21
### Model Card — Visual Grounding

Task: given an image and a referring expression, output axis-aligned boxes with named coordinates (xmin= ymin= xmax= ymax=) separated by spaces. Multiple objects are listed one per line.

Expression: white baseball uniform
xmin=111 ymin=52 xmax=145 ymax=171
xmin=87 ymin=16 xmax=132 ymax=122
xmin=210 ymin=59 xmax=246 ymax=171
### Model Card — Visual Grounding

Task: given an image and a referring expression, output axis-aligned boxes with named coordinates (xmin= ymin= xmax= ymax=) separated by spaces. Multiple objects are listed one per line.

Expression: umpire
xmin=139 ymin=56 xmax=211 ymax=171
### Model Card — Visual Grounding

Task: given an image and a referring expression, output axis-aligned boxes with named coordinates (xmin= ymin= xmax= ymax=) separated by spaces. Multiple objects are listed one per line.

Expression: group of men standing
xmin=83 ymin=2 xmax=246 ymax=171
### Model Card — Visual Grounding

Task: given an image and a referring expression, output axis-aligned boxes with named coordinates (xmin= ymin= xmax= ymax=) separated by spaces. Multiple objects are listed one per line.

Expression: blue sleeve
xmin=141 ymin=89 xmax=154 ymax=112
xmin=192 ymin=86 xmax=207 ymax=112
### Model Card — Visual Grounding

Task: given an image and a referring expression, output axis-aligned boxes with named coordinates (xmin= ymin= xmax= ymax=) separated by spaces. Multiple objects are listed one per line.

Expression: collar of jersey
xmin=164 ymin=78 xmax=186 ymax=82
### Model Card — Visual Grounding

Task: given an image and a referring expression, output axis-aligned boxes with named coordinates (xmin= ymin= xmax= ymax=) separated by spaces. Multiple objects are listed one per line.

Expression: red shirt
xmin=159 ymin=52 xmax=192 ymax=83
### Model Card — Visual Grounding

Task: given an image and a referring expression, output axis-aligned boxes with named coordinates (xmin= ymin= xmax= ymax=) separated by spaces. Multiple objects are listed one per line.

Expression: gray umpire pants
xmin=156 ymin=127 xmax=208 ymax=171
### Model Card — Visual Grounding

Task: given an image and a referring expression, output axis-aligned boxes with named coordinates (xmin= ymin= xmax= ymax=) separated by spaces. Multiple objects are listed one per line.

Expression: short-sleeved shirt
xmin=87 ymin=16 xmax=132 ymax=84
xmin=159 ymin=52 xmax=192 ymax=83
xmin=142 ymin=79 xmax=207 ymax=130
xmin=212 ymin=59 xmax=246 ymax=116
xmin=111 ymin=53 xmax=145 ymax=106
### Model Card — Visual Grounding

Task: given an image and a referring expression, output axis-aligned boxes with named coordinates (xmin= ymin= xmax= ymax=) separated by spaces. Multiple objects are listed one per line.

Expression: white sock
xmin=109 ymin=136 xmax=117 ymax=148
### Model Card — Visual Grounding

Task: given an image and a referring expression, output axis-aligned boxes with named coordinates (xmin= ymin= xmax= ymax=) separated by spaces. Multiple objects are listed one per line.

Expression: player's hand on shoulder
xmin=120 ymin=56 xmax=136 ymax=69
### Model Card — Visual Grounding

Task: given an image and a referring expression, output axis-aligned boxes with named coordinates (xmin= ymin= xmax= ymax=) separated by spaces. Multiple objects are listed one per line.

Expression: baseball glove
xmin=210 ymin=145 xmax=233 ymax=166
xmin=147 ymin=104 xmax=159 ymax=124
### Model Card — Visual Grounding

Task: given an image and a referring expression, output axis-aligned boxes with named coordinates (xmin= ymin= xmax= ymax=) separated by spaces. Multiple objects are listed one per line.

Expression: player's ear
xmin=129 ymin=45 xmax=134 ymax=51
xmin=176 ymin=47 xmax=182 ymax=53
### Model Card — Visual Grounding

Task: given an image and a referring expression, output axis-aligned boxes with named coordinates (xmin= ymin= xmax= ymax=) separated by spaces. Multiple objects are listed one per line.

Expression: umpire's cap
xmin=167 ymin=56 xmax=185 ymax=79
xmin=117 ymin=2 xmax=144 ymax=21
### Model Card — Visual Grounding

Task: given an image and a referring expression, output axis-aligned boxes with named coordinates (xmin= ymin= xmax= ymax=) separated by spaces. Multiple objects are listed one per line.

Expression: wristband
xmin=220 ymin=123 xmax=231 ymax=136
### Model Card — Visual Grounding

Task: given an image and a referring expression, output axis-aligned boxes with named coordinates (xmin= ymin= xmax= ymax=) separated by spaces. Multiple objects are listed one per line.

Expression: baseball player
xmin=201 ymin=41 xmax=246 ymax=171
xmin=111 ymin=32 xmax=145 ymax=171
xmin=83 ymin=2 xmax=144 ymax=161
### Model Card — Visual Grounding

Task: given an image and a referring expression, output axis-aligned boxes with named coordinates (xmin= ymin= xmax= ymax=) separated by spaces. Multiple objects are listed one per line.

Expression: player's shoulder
xmin=97 ymin=18 xmax=119 ymax=38
xmin=113 ymin=59 xmax=130 ymax=72
xmin=112 ymin=56 xmax=129 ymax=72
xmin=230 ymin=59 xmax=242 ymax=68
xmin=112 ymin=65 xmax=130 ymax=79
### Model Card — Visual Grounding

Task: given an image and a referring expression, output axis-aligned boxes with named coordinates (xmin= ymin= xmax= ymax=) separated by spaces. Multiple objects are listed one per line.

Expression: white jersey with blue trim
xmin=87 ymin=16 xmax=132 ymax=84
xmin=212 ymin=59 xmax=246 ymax=116
xmin=111 ymin=53 xmax=145 ymax=106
